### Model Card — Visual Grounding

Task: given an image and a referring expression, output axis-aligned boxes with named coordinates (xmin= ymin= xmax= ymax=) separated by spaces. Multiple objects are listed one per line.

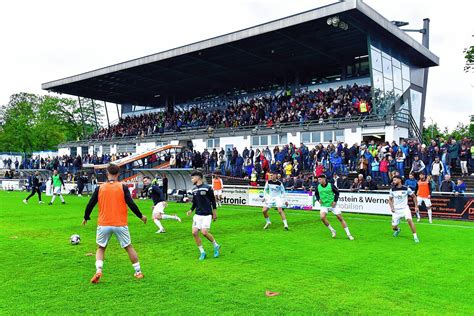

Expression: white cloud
xmin=0 ymin=0 xmax=472 ymax=129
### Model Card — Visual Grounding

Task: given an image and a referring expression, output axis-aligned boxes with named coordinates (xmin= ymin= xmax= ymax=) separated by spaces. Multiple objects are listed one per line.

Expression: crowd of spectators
xmin=170 ymin=136 xmax=472 ymax=194
xmin=91 ymin=84 xmax=372 ymax=139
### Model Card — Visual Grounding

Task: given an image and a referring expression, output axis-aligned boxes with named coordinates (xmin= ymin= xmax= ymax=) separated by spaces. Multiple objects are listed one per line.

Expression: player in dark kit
xmin=186 ymin=171 xmax=220 ymax=260
xmin=23 ymin=171 xmax=44 ymax=204
xmin=143 ymin=176 xmax=181 ymax=233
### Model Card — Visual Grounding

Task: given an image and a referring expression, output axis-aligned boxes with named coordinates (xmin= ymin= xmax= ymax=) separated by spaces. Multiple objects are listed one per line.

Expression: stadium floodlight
xmin=327 ymin=15 xmax=348 ymax=30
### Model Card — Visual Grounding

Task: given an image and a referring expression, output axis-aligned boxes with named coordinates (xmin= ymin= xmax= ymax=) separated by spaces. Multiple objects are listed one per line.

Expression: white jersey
xmin=389 ymin=185 xmax=414 ymax=211
xmin=264 ymin=180 xmax=285 ymax=199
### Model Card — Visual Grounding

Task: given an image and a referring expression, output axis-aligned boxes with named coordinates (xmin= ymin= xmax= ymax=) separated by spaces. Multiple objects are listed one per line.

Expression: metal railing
xmin=60 ymin=113 xmax=392 ymax=146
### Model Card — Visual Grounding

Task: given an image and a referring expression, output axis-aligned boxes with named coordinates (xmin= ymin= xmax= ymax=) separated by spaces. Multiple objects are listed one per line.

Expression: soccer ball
xmin=70 ymin=234 xmax=81 ymax=245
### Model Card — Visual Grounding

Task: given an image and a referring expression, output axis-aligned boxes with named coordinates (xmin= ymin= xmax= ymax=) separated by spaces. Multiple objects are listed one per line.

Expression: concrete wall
xmin=59 ymin=125 xmax=410 ymax=157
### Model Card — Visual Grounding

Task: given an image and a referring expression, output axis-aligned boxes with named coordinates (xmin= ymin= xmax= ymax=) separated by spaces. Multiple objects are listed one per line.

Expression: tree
xmin=422 ymin=122 xmax=443 ymax=144
xmin=0 ymin=93 xmax=104 ymax=153
xmin=464 ymin=45 xmax=474 ymax=72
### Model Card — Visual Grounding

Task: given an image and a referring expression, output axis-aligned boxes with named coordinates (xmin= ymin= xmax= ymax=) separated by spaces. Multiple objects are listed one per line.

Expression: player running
xmin=186 ymin=171 xmax=220 ymax=260
xmin=314 ymin=174 xmax=354 ymax=240
xmin=82 ymin=164 xmax=147 ymax=283
xmin=389 ymin=175 xmax=420 ymax=243
xmin=212 ymin=175 xmax=224 ymax=207
xmin=416 ymin=173 xmax=433 ymax=223
xmin=23 ymin=171 xmax=44 ymax=204
xmin=262 ymin=173 xmax=289 ymax=230
xmin=143 ymin=176 xmax=181 ymax=233
xmin=49 ymin=169 xmax=66 ymax=205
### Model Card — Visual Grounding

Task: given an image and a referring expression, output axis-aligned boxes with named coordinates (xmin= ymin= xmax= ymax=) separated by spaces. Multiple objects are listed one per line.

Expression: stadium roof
xmin=42 ymin=0 xmax=439 ymax=107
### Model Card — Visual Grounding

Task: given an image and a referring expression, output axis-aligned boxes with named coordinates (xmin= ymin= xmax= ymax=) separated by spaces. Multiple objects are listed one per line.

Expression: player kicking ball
xmin=314 ymin=175 xmax=354 ymax=240
xmin=143 ymin=176 xmax=181 ymax=233
xmin=82 ymin=164 xmax=147 ymax=283
xmin=186 ymin=171 xmax=220 ymax=260
xmin=262 ymin=173 xmax=289 ymax=230
xmin=389 ymin=175 xmax=420 ymax=243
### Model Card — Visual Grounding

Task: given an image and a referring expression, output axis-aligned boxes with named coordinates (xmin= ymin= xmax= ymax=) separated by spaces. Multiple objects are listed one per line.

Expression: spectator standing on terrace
xmin=358 ymin=156 xmax=368 ymax=177
xmin=410 ymin=155 xmax=425 ymax=179
xmin=447 ymin=139 xmax=459 ymax=169
xmin=405 ymin=173 xmax=418 ymax=192
xmin=459 ymin=145 xmax=469 ymax=177
xmin=379 ymin=157 xmax=390 ymax=186
xmin=431 ymin=157 xmax=444 ymax=189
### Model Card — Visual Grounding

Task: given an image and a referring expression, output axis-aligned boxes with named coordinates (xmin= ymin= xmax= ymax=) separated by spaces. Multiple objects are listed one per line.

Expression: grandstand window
xmin=311 ymin=132 xmax=321 ymax=143
xmin=118 ymin=144 xmax=136 ymax=153
xmin=323 ymin=131 xmax=332 ymax=142
xmin=301 ymin=132 xmax=311 ymax=144
xmin=260 ymin=136 xmax=268 ymax=146
xmin=373 ymin=70 xmax=384 ymax=92
xmin=207 ymin=138 xmax=220 ymax=149
xmin=384 ymin=78 xmax=394 ymax=92
xmin=370 ymin=47 xmax=382 ymax=72
xmin=392 ymin=57 xmax=401 ymax=68
xmin=402 ymin=79 xmax=410 ymax=92
xmin=81 ymin=146 xmax=88 ymax=155
xmin=334 ymin=130 xmax=344 ymax=142
xmin=252 ymin=136 xmax=260 ymax=146
xmin=401 ymin=63 xmax=410 ymax=81
xmin=102 ymin=145 xmax=111 ymax=155
xmin=393 ymin=66 xmax=402 ymax=90
xmin=270 ymin=135 xmax=287 ymax=145
xmin=382 ymin=57 xmax=392 ymax=79
xmin=70 ymin=147 xmax=77 ymax=157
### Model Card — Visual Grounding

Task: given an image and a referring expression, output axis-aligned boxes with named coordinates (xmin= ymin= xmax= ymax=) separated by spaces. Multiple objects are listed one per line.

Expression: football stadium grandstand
xmin=2 ymin=0 xmax=472 ymax=204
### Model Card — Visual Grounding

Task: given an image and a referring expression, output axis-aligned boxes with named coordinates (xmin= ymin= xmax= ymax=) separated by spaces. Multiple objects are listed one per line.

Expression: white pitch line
xmin=228 ymin=206 xmax=474 ymax=230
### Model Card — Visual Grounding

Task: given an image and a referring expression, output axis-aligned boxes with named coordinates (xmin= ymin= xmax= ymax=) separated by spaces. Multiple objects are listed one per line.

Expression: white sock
xmin=132 ymin=262 xmax=141 ymax=273
xmin=59 ymin=195 xmax=65 ymax=202
xmin=283 ymin=219 xmax=288 ymax=227
xmin=413 ymin=233 xmax=418 ymax=239
xmin=154 ymin=219 xmax=164 ymax=230
xmin=95 ymin=260 xmax=103 ymax=272
xmin=51 ymin=195 xmax=56 ymax=203
xmin=162 ymin=214 xmax=177 ymax=220
xmin=416 ymin=210 xmax=420 ymax=219
xmin=428 ymin=209 xmax=432 ymax=222
xmin=344 ymin=227 xmax=351 ymax=236
xmin=212 ymin=241 xmax=219 ymax=247
xmin=198 ymin=246 xmax=205 ymax=253
xmin=265 ymin=217 xmax=271 ymax=223
xmin=327 ymin=225 xmax=335 ymax=232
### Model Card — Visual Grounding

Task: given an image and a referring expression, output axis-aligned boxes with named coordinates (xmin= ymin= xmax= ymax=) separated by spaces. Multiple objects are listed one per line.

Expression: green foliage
xmin=423 ymin=121 xmax=470 ymax=143
xmin=1 ymin=192 xmax=473 ymax=314
xmin=0 ymin=93 xmax=103 ymax=153
xmin=464 ymin=45 xmax=474 ymax=72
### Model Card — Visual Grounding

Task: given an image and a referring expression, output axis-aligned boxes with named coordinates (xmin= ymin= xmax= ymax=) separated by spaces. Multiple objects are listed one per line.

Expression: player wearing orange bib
xmin=416 ymin=173 xmax=433 ymax=223
xmin=82 ymin=164 xmax=147 ymax=283
xmin=212 ymin=175 xmax=224 ymax=207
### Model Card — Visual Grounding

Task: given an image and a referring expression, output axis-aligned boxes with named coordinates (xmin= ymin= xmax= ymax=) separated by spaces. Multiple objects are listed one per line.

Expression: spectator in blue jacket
xmin=405 ymin=173 xmax=418 ymax=192
xmin=454 ymin=179 xmax=466 ymax=196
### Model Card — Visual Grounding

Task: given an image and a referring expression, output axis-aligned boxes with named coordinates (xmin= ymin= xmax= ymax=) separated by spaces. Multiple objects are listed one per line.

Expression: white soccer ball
xmin=70 ymin=234 xmax=81 ymax=245
xmin=183 ymin=197 xmax=189 ymax=202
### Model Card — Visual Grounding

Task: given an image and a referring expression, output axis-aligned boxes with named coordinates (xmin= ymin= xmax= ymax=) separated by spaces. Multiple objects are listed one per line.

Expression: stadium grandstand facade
xmin=42 ymin=0 xmax=439 ymax=158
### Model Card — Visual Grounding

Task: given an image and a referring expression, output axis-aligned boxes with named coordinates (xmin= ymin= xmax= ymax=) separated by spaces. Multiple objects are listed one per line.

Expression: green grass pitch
xmin=0 ymin=190 xmax=473 ymax=315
